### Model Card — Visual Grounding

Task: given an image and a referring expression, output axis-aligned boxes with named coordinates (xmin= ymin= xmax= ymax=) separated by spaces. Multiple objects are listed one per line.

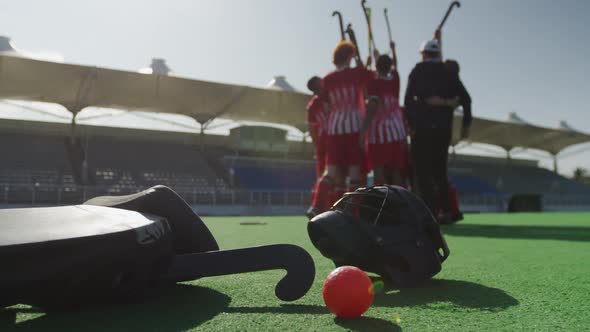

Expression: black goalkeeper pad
xmin=0 ymin=186 xmax=315 ymax=307
xmin=308 ymin=185 xmax=449 ymax=287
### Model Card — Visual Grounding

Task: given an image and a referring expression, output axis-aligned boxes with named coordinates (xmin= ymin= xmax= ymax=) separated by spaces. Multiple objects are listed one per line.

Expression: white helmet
xmin=420 ymin=40 xmax=440 ymax=53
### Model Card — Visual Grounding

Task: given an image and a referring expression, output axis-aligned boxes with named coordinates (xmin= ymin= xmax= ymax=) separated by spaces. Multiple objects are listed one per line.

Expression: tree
xmin=573 ymin=167 xmax=588 ymax=182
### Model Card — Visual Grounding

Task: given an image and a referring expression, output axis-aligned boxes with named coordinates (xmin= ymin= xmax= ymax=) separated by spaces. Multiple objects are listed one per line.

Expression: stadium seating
xmin=450 ymin=159 xmax=590 ymax=195
xmin=0 ymin=133 xmax=230 ymax=204
xmin=1 ymin=131 xmax=589 ymax=209
xmin=231 ymin=165 xmax=316 ymax=191
xmin=85 ymin=137 xmax=229 ymax=191
xmin=449 ymin=174 xmax=498 ymax=194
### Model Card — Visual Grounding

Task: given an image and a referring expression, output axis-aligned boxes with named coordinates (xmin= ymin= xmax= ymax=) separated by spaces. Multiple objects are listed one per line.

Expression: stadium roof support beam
xmin=193 ymin=117 xmax=215 ymax=151
xmin=67 ymin=67 xmax=99 ymax=140
xmin=558 ymin=142 xmax=590 ymax=159
xmin=451 ymin=115 xmax=590 ymax=157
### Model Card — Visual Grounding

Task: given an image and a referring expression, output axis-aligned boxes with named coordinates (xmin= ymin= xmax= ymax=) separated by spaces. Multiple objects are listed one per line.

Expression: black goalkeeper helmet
xmin=308 ymin=185 xmax=450 ymax=287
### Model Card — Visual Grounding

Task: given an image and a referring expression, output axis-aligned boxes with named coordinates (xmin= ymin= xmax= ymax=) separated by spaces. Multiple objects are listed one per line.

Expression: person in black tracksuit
xmin=444 ymin=59 xmax=472 ymax=140
xmin=404 ymin=39 xmax=472 ymax=224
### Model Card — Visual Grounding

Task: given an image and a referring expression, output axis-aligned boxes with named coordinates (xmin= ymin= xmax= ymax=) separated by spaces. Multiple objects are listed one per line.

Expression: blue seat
xmin=450 ymin=175 xmax=498 ymax=194
xmin=233 ymin=165 xmax=316 ymax=191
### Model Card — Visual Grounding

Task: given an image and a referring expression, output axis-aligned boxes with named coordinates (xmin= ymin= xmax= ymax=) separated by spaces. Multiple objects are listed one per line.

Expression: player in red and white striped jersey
xmin=365 ymin=42 xmax=410 ymax=187
xmin=307 ymin=41 xmax=375 ymax=219
xmin=305 ymin=76 xmax=329 ymax=216
xmin=306 ymin=76 xmax=328 ymax=178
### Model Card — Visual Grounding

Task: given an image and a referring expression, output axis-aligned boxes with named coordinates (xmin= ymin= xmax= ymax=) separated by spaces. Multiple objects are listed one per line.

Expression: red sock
xmin=359 ymin=173 xmax=368 ymax=188
xmin=347 ymin=181 xmax=362 ymax=217
xmin=312 ymin=176 xmax=332 ymax=211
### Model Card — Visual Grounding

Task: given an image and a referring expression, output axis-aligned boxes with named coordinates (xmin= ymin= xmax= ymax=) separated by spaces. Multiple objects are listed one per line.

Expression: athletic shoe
xmin=450 ymin=212 xmax=464 ymax=224
xmin=306 ymin=206 xmax=320 ymax=220
xmin=437 ymin=213 xmax=453 ymax=225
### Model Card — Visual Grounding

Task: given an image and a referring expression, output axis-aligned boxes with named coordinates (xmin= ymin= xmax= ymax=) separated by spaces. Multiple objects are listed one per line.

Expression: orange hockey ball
xmin=322 ymin=266 xmax=374 ymax=318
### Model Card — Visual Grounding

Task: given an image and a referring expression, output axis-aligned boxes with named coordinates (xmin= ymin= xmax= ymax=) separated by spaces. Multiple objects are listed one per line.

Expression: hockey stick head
xmin=345 ymin=24 xmax=357 ymax=44
xmin=344 ymin=23 xmax=362 ymax=62
xmin=361 ymin=0 xmax=371 ymax=22
xmin=384 ymin=8 xmax=393 ymax=42
xmin=165 ymin=244 xmax=316 ymax=301
xmin=361 ymin=0 xmax=368 ymax=10
xmin=332 ymin=10 xmax=343 ymax=20
xmin=332 ymin=11 xmax=345 ymax=40
xmin=439 ymin=1 xmax=461 ymax=30
xmin=360 ymin=0 xmax=377 ymax=51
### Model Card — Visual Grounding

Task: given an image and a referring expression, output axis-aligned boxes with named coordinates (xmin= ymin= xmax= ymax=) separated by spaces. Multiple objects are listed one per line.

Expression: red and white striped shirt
xmin=322 ymin=67 xmax=374 ymax=136
xmin=392 ymin=104 xmax=408 ymax=143
xmin=366 ymin=70 xmax=406 ymax=144
xmin=306 ymin=95 xmax=328 ymax=138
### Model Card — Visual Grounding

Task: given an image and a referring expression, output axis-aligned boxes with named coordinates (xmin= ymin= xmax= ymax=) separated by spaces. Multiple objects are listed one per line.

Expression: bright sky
xmin=1 ymin=0 xmax=589 ymax=175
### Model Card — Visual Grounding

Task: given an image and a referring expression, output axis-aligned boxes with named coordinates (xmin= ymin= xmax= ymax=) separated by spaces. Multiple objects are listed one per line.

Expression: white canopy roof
xmin=451 ymin=113 xmax=590 ymax=155
xmin=0 ymin=53 xmax=589 ymax=155
xmin=0 ymin=54 xmax=309 ymax=127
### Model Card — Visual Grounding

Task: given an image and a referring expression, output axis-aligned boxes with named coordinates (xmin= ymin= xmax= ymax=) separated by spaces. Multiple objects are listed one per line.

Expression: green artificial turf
xmin=2 ymin=213 xmax=590 ymax=331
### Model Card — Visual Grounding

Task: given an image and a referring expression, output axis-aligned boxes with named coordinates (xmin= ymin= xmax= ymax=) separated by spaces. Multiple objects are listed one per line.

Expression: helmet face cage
xmin=332 ymin=185 xmax=407 ymax=226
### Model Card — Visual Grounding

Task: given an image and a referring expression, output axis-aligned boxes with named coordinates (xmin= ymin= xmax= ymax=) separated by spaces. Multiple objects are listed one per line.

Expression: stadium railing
xmin=1 ymin=183 xmax=589 ymax=212
xmin=0 ymin=183 xmax=313 ymax=207
xmin=543 ymin=194 xmax=590 ymax=211
xmin=457 ymin=193 xmax=510 ymax=212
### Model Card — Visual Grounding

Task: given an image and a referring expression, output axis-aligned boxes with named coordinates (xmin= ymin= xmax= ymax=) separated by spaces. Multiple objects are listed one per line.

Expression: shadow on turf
xmin=0 ymin=284 xmax=230 ymax=332
xmin=226 ymin=304 xmax=329 ymax=315
xmin=335 ymin=317 xmax=402 ymax=332
xmin=228 ymin=305 xmax=401 ymax=331
xmin=442 ymin=224 xmax=590 ymax=242
xmin=372 ymin=278 xmax=518 ymax=312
